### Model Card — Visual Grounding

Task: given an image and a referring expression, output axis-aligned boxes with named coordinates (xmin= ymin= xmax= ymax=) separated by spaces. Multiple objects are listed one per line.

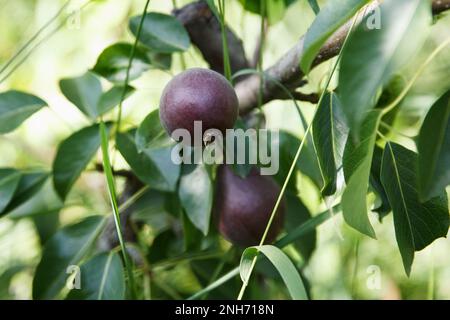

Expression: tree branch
xmin=95 ymin=163 xmax=134 ymax=179
xmin=432 ymin=0 xmax=450 ymax=14
xmin=174 ymin=1 xmax=249 ymax=74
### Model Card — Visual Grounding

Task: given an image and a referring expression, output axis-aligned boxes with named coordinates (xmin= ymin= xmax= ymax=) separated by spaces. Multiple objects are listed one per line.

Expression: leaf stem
xmin=236 ymin=9 xmax=362 ymax=300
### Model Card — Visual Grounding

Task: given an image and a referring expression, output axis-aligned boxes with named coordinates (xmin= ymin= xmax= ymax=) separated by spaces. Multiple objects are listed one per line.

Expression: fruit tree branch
xmin=174 ymin=1 xmax=249 ymax=75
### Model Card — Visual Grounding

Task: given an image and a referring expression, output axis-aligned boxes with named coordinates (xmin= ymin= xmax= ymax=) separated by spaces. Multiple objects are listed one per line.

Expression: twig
xmin=94 ymin=163 xmax=135 ymax=179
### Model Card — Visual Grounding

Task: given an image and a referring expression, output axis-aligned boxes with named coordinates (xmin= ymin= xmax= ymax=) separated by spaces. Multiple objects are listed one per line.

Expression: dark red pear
xmin=214 ymin=165 xmax=285 ymax=247
xmin=159 ymin=68 xmax=238 ymax=143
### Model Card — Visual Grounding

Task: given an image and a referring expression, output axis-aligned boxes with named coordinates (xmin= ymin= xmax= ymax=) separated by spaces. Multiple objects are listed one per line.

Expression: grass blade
xmin=99 ymin=121 xmax=136 ymax=299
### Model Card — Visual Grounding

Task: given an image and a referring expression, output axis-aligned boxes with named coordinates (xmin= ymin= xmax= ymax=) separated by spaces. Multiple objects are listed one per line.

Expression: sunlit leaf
xmin=240 ymin=245 xmax=308 ymax=300
xmin=59 ymin=72 xmax=103 ymax=119
xmin=129 ymin=13 xmax=190 ymax=53
xmin=0 ymin=90 xmax=47 ymax=134
xmin=92 ymin=42 xmax=151 ymax=83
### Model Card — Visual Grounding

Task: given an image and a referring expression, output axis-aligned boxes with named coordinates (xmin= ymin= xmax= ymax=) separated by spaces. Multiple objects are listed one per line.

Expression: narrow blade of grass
xmin=99 ymin=121 xmax=137 ymax=299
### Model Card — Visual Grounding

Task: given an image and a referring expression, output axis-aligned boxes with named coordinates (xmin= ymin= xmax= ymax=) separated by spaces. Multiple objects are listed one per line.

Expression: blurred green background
xmin=0 ymin=0 xmax=450 ymax=300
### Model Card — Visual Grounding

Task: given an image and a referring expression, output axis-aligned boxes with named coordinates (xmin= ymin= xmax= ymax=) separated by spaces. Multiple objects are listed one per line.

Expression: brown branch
xmin=432 ymin=0 xmax=450 ymax=14
xmin=174 ymin=1 xmax=249 ymax=75
xmin=94 ymin=163 xmax=134 ymax=179
xmin=290 ymin=92 xmax=320 ymax=104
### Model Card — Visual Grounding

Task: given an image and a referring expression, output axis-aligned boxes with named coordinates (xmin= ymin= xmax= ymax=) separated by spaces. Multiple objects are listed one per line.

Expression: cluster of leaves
xmin=0 ymin=0 xmax=449 ymax=300
xmin=302 ymin=0 xmax=450 ymax=275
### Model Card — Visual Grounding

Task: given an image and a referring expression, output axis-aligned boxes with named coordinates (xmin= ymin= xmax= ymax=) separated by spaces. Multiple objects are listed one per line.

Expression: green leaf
xmin=92 ymin=42 xmax=151 ymax=83
xmin=300 ymin=0 xmax=369 ymax=74
xmin=307 ymin=0 xmax=320 ymax=14
xmin=178 ymin=163 xmax=213 ymax=235
xmin=341 ymin=110 xmax=381 ymax=238
xmin=2 ymin=170 xmax=50 ymax=216
xmin=312 ymin=92 xmax=348 ymax=196
xmin=240 ymin=245 xmax=308 ymax=300
xmin=97 ymin=85 xmax=135 ymax=116
xmin=285 ymin=193 xmax=316 ymax=261
xmin=53 ymin=124 xmax=105 ymax=201
xmin=148 ymin=52 xmax=172 ymax=70
xmin=0 ymin=169 xmax=21 ymax=214
xmin=59 ymin=72 xmax=103 ymax=119
xmin=370 ymin=145 xmax=391 ymax=221
xmin=381 ymin=142 xmax=449 ymax=276
xmin=135 ymin=109 xmax=173 ymax=152
xmin=130 ymin=190 xmax=177 ymax=227
xmin=182 ymin=210 xmax=204 ymax=251
xmin=33 ymin=210 xmax=60 ymax=245
xmin=60 ymin=72 xmax=135 ymax=118
xmin=129 ymin=13 xmax=190 ymax=53
xmin=32 ymin=215 xmax=106 ymax=299
xmin=66 ymin=252 xmax=125 ymax=300
xmin=0 ymin=90 xmax=47 ymax=134
xmin=148 ymin=228 xmax=179 ymax=263
xmin=238 ymin=0 xmax=296 ymax=24
xmin=116 ymin=130 xmax=179 ymax=192
xmin=339 ymin=0 xmax=431 ymax=135
xmin=417 ymin=90 xmax=450 ymax=201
